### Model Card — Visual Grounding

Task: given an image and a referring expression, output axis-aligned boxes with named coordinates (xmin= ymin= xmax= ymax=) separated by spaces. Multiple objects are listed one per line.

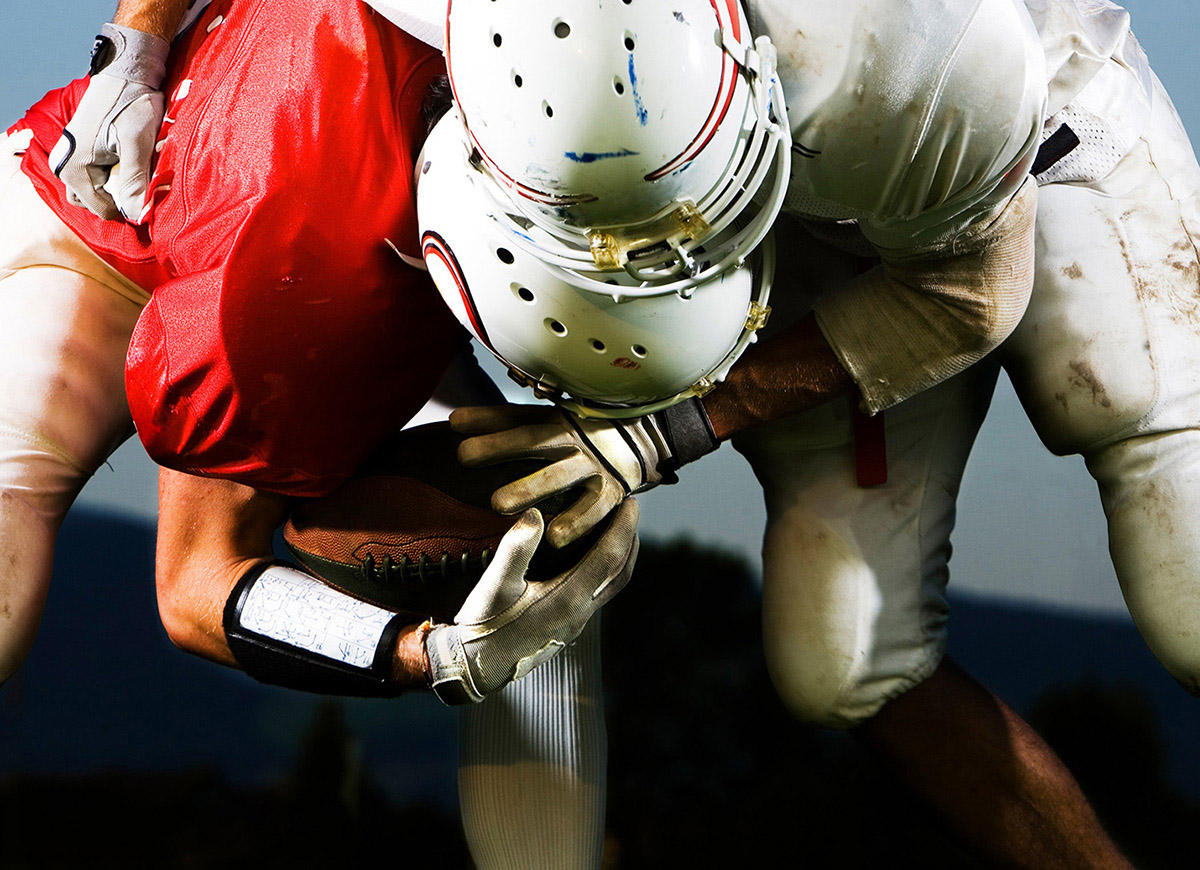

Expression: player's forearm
xmin=702 ymin=313 xmax=857 ymax=440
xmin=708 ymin=181 xmax=1039 ymax=434
xmin=113 ymin=0 xmax=191 ymax=40
xmin=155 ymin=468 xmax=287 ymax=668
xmin=391 ymin=624 xmax=433 ymax=686
xmin=155 ymin=468 xmax=430 ymax=688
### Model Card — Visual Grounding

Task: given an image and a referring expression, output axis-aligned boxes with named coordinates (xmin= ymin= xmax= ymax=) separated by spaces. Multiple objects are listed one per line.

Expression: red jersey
xmin=15 ymin=0 xmax=463 ymax=497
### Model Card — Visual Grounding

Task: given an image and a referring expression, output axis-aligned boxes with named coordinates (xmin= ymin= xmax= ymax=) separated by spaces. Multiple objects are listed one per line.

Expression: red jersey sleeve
xmin=126 ymin=242 xmax=462 ymax=497
xmin=12 ymin=81 xmax=166 ymax=290
xmin=123 ymin=0 xmax=463 ymax=496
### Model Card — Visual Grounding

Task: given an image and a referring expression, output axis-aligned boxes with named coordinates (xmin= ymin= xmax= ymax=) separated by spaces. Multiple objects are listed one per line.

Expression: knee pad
xmin=1088 ymin=433 xmax=1200 ymax=700
xmin=0 ymin=427 xmax=86 ymax=681
xmin=759 ymin=504 xmax=943 ymax=730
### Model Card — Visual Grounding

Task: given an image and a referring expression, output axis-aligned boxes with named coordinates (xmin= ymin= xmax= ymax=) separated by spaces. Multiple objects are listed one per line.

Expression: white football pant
xmin=0 ymin=129 xmax=147 ymax=682
xmin=735 ymin=67 xmax=1200 ymax=727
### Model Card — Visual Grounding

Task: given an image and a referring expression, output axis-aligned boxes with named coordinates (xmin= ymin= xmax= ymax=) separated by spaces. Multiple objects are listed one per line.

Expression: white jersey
xmin=747 ymin=0 xmax=1151 ymax=249
xmin=363 ymin=0 xmax=445 ymax=48
xmin=1025 ymin=0 xmax=1149 ymax=116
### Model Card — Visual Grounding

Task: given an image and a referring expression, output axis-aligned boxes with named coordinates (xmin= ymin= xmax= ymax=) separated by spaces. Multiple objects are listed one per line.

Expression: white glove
xmin=452 ymin=404 xmax=677 ymax=548
xmin=424 ymin=500 xmax=640 ymax=705
xmin=49 ymin=23 xmax=169 ymax=222
xmin=452 ymin=400 xmax=720 ymax=547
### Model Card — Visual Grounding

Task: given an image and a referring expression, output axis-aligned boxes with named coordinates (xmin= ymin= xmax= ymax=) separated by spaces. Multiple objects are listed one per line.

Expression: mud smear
xmin=1055 ymin=359 xmax=1114 ymax=415
xmin=1069 ymin=360 xmax=1113 ymax=408
xmin=1116 ymin=207 xmax=1200 ymax=327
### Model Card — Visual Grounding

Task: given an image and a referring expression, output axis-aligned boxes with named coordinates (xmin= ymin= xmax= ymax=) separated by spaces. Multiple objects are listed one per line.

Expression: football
xmin=283 ymin=421 xmax=589 ymax=621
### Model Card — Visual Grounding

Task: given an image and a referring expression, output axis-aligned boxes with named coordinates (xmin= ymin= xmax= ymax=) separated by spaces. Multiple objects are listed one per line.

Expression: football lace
xmin=358 ymin=550 xmax=494 ymax=585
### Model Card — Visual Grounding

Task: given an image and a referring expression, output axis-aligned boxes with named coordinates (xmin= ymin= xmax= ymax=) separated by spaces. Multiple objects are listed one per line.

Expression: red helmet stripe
xmin=720 ymin=0 xmax=742 ymax=41
xmin=646 ymin=0 xmax=742 ymax=181
xmin=422 ymin=231 xmax=495 ymax=352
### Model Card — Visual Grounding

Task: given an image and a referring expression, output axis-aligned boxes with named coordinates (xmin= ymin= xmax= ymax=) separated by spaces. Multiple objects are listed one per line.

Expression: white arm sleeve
xmin=459 ymin=617 xmax=607 ymax=867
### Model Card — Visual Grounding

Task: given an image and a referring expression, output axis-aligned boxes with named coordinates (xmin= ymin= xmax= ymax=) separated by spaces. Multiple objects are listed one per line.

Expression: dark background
xmin=1 ymin=509 xmax=1197 ymax=868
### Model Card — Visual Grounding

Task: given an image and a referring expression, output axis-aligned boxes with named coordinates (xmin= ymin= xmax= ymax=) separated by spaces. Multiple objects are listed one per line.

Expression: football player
xmin=418 ymin=0 xmax=1200 ymax=866
xmin=2 ymin=1 xmax=634 ymax=866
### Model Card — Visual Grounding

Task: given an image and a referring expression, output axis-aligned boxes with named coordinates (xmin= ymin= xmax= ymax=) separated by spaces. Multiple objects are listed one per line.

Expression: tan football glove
xmin=453 ymin=404 xmax=689 ymax=549
xmin=424 ymin=500 xmax=639 ymax=705
xmin=49 ymin=23 xmax=168 ymax=222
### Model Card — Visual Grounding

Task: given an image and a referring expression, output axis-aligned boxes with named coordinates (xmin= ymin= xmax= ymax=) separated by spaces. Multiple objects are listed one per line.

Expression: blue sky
xmin=1 ymin=1 xmax=1197 ymax=616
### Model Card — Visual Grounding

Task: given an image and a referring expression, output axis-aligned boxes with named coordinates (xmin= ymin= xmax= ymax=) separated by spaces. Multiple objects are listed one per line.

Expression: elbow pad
xmin=814 ymin=178 xmax=1037 ymax=413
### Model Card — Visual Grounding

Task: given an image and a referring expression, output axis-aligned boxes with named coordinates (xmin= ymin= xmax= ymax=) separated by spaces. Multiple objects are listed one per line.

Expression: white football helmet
xmin=444 ymin=0 xmax=791 ymax=293
xmin=418 ymin=108 xmax=774 ymax=418
xmin=420 ymin=0 xmax=790 ymax=417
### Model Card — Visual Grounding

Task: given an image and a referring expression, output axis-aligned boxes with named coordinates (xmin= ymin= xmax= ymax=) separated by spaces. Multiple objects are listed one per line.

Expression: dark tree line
xmin=2 ymin=537 xmax=1196 ymax=868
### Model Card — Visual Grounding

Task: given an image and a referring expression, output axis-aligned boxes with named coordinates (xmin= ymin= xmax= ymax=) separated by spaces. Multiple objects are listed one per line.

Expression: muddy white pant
xmin=0 ymin=130 xmax=147 ymax=682
xmin=735 ymin=69 xmax=1200 ymax=728
xmin=0 ymin=131 xmax=605 ymax=869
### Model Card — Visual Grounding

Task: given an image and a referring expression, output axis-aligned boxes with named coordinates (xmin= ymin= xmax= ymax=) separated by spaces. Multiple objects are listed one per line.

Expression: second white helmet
xmin=417 ymin=107 xmax=775 ymax=417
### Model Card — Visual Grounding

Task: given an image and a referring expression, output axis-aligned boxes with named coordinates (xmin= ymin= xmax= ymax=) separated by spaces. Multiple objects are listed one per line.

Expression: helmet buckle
xmin=589 ymin=233 xmax=624 ymax=271
xmin=746 ymin=301 xmax=772 ymax=332
xmin=588 ymin=202 xmax=711 ymax=276
xmin=505 ymin=367 xmax=565 ymax=403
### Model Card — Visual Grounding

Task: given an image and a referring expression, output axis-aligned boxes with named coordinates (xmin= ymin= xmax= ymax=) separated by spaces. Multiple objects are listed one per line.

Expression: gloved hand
xmin=49 ymin=23 xmax=169 ymax=222
xmin=451 ymin=400 xmax=718 ymax=547
xmin=424 ymin=500 xmax=640 ymax=705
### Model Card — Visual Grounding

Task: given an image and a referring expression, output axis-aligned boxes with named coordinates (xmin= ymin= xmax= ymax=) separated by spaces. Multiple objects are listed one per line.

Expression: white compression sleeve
xmin=457 ymin=616 xmax=606 ymax=869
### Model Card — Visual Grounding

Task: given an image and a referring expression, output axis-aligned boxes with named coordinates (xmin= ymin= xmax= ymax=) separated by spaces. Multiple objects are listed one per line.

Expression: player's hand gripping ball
xmin=282 ymin=422 xmax=596 ymax=621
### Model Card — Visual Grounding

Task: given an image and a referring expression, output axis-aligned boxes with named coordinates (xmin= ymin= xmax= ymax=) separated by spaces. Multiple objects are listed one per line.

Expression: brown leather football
xmin=283 ymin=421 xmax=587 ymax=621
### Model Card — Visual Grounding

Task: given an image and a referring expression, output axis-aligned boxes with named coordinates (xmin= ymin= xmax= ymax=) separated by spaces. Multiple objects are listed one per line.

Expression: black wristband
xmin=224 ymin=562 xmax=409 ymax=698
xmin=89 ymin=35 xmax=117 ymax=76
xmin=655 ymin=397 xmax=720 ymax=468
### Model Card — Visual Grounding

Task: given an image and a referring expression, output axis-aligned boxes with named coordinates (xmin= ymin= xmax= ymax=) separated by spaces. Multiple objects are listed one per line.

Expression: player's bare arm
xmin=113 ymin=0 xmax=192 ymax=41
xmin=156 ymin=468 xmax=431 ymax=684
xmin=155 ymin=466 xmax=639 ymax=702
xmin=702 ymin=314 xmax=854 ymax=439
xmin=712 ymin=173 xmax=1039 ymax=434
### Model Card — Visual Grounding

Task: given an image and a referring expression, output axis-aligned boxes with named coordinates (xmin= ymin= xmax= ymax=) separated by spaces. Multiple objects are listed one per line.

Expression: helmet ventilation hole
xmin=543 ymin=101 xmax=554 ymax=118
xmin=496 ymin=247 xmax=515 ymax=264
xmin=631 ymin=344 xmax=648 ymax=358
xmin=492 ymin=32 xmax=502 ymax=47
xmin=623 ymin=33 xmax=636 ymax=51
xmin=554 ymin=20 xmax=571 ymax=39
xmin=590 ymin=339 xmax=607 ymax=353
xmin=514 ymin=285 xmax=535 ymax=303
xmin=512 ymin=71 xmax=523 ymax=88
xmin=545 ymin=319 xmax=568 ymax=336
xmin=613 ymin=78 xmax=625 ymax=96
